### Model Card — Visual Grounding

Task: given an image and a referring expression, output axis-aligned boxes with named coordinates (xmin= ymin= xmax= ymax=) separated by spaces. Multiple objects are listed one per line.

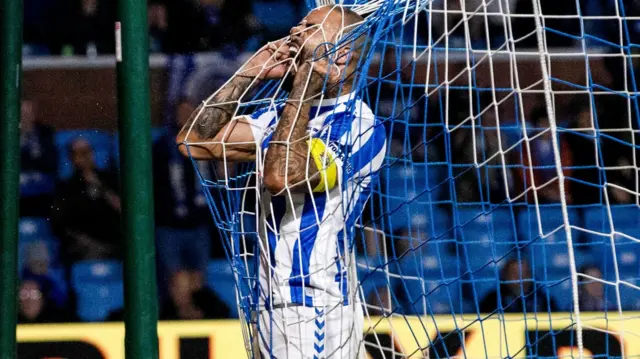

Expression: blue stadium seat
xmin=586 ymin=239 xmax=640 ymax=280
xmin=18 ymin=239 xmax=60 ymax=273
xmin=252 ymin=1 xmax=297 ymax=35
xmin=422 ymin=244 xmax=459 ymax=279
xmin=464 ymin=277 xmax=500 ymax=308
xmin=55 ymin=130 xmax=115 ymax=179
xmin=357 ymin=266 xmax=392 ymax=305
xmin=527 ymin=242 xmax=587 ymax=282
xmin=76 ymin=282 xmax=124 ymax=322
xmin=112 ymin=127 xmax=167 ymax=168
xmin=610 ymin=279 xmax=640 ymax=311
xmin=400 ymin=279 xmax=463 ymax=315
xmin=456 ymin=206 xmax=517 ymax=278
xmin=457 ymin=206 xmax=516 ymax=244
xmin=383 ymin=163 xmax=449 ymax=235
xmin=207 ymin=260 xmax=242 ymax=318
xmin=517 ymin=206 xmax=580 ymax=244
xmin=583 ymin=205 xmax=640 ymax=240
xmin=19 ymin=217 xmax=52 ymax=239
xmin=462 ymin=248 xmax=511 ymax=279
xmin=547 ymin=278 xmax=573 ymax=311
xmin=72 ymin=260 xmax=123 ymax=287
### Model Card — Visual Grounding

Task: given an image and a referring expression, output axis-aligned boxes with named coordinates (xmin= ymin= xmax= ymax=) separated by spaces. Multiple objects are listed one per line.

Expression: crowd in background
xmin=18 ymin=96 xmax=232 ymax=323
xmin=14 ymin=0 xmax=640 ymax=324
xmin=22 ymin=0 xmax=640 ymax=57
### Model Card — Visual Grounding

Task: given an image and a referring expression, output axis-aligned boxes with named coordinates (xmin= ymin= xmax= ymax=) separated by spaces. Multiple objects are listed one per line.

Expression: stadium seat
xmin=583 ymin=205 xmax=640 ymax=241
xmin=383 ymin=163 xmax=450 ymax=236
xmin=457 ymin=206 xmax=516 ymax=243
xmin=72 ymin=260 xmax=123 ymax=287
xmin=358 ymin=267 xmax=393 ymax=307
xmin=609 ymin=279 xmax=640 ymax=311
xmin=112 ymin=127 xmax=167 ymax=168
xmin=18 ymin=239 xmax=60 ymax=273
xmin=19 ymin=217 xmax=52 ymax=239
xmin=76 ymin=282 xmax=124 ymax=322
xmin=527 ymin=242 xmax=588 ymax=281
xmin=55 ymin=130 xmax=115 ymax=179
xmin=252 ymin=1 xmax=297 ymax=35
xmin=463 ymin=277 xmax=500 ymax=309
xmin=517 ymin=206 xmax=580 ymax=244
xmin=586 ymin=239 xmax=640 ymax=280
xmin=455 ymin=207 xmax=516 ymax=278
xmin=207 ymin=260 xmax=243 ymax=318
xmin=400 ymin=279 xmax=463 ymax=315
xmin=546 ymin=278 xmax=573 ymax=311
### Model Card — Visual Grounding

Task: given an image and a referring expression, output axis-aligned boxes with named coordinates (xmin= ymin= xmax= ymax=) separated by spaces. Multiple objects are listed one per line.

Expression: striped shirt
xmin=248 ymin=93 xmax=387 ymax=308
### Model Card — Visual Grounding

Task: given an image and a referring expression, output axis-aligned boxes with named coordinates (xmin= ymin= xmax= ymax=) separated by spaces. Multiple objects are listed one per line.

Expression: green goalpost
xmin=0 ymin=0 xmax=160 ymax=358
xmin=0 ymin=0 xmax=22 ymax=356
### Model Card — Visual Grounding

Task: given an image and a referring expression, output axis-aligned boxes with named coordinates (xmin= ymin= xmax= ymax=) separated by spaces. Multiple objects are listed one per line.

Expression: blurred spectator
xmin=366 ymin=285 xmax=393 ymax=316
xmin=608 ymin=156 xmax=637 ymax=204
xmin=148 ymin=2 xmax=169 ymax=53
xmin=62 ymin=0 xmax=116 ymax=56
xmin=578 ymin=265 xmax=608 ymax=311
xmin=513 ymin=0 xmax=580 ymax=48
xmin=18 ymin=280 xmax=77 ymax=323
xmin=20 ymin=99 xmax=58 ymax=217
xmin=23 ymin=0 xmax=65 ymax=55
xmin=154 ymin=97 xmax=212 ymax=298
xmin=148 ymin=0 xmax=210 ymax=54
xmin=21 ymin=241 xmax=67 ymax=308
xmin=518 ymin=106 xmax=574 ymax=204
xmin=200 ymin=0 xmax=260 ymax=54
xmin=148 ymin=0 xmax=259 ymax=55
xmin=480 ymin=259 xmax=558 ymax=313
xmin=160 ymin=270 xmax=230 ymax=320
xmin=52 ymin=138 xmax=122 ymax=263
xmin=564 ymin=101 xmax=601 ymax=205
xmin=452 ymin=94 xmax=514 ymax=203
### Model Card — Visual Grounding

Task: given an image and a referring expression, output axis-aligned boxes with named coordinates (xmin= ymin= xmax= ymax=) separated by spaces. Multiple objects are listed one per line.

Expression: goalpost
xmin=183 ymin=0 xmax=640 ymax=357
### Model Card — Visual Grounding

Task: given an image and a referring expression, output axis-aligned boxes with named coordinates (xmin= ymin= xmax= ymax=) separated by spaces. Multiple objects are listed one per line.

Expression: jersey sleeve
xmin=314 ymin=105 xmax=387 ymax=186
xmin=246 ymin=104 xmax=282 ymax=146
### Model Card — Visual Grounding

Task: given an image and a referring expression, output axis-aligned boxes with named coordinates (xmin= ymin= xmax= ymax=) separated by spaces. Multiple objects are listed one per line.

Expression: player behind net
xmin=177 ymin=5 xmax=386 ymax=358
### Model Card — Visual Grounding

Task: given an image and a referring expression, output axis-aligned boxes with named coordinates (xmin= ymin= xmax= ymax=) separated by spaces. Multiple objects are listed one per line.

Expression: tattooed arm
xmin=176 ymin=38 xmax=293 ymax=161
xmin=262 ymin=62 xmax=326 ymax=195
xmin=176 ymin=75 xmax=258 ymax=161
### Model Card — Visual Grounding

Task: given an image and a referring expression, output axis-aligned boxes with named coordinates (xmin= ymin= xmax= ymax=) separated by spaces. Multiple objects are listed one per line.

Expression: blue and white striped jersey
xmin=247 ymin=93 xmax=387 ymax=308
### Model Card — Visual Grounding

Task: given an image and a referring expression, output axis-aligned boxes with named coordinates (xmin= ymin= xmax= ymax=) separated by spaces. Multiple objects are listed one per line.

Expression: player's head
xmin=21 ymin=98 xmax=36 ymax=130
xmin=288 ymin=6 xmax=365 ymax=84
xmin=579 ymin=265 xmax=604 ymax=298
xmin=69 ymin=138 xmax=96 ymax=172
xmin=501 ymin=258 xmax=532 ymax=293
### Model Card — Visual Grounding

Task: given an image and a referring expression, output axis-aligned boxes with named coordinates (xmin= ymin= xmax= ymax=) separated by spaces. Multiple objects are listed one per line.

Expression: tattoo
xmin=264 ymin=63 xmax=325 ymax=192
xmin=196 ymin=76 xmax=254 ymax=139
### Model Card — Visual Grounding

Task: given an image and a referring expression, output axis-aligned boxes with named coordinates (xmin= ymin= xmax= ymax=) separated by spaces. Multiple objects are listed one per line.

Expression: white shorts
xmin=258 ymin=304 xmax=364 ymax=359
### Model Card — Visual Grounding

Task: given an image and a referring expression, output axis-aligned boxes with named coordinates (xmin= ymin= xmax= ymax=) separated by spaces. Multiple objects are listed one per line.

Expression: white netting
xmin=179 ymin=0 xmax=640 ymax=357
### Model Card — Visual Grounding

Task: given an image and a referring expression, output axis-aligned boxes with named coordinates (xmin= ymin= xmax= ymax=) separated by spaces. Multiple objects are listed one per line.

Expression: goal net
xmin=182 ymin=0 xmax=640 ymax=357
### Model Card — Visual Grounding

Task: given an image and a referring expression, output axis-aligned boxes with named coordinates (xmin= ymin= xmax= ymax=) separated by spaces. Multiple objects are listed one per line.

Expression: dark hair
xmin=66 ymin=137 xmax=94 ymax=154
xmin=500 ymin=258 xmax=530 ymax=280
xmin=530 ymin=105 xmax=548 ymax=126
xmin=578 ymin=264 xmax=602 ymax=278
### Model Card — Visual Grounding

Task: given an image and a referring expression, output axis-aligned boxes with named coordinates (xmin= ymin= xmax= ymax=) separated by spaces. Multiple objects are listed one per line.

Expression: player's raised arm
xmin=262 ymin=7 xmax=364 ymax=195
xmin=176 ymin=39 xmax=293 ymax=161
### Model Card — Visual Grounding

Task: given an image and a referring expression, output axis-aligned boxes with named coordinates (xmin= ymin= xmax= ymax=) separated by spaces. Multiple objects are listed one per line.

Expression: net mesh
xmin=183 ymin=0 xmax=640 ymax=357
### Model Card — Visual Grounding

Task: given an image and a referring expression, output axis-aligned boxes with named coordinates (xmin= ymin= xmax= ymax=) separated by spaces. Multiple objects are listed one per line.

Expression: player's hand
xmin=305 ymin=43 xmax=344 ymax=85
xmin=238 ymin=38 xmax=296 ymax=80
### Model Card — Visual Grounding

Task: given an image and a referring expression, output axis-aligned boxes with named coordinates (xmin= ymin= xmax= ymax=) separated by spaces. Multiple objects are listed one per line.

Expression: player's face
xmin=287 ymin=7 xmax=344 ymax=66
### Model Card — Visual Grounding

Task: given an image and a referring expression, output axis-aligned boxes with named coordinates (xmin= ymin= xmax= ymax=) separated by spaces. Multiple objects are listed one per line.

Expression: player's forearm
xmin=176 ymin=75 xmax=257 ymax=159
xmin=263 ymin=66 xmax=322 ymax=194
xmin=193 ymin=75 xmax=256 ymax=139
